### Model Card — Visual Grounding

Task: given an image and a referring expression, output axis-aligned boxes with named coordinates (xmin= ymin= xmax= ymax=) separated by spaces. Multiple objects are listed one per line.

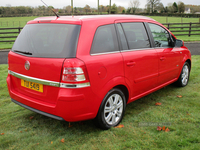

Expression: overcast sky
xmin=1 ymin=0 xmax=200 ymax=9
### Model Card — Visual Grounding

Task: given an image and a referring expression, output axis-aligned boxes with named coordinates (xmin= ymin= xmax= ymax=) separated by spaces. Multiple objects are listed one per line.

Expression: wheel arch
xmin=113 ymin=85 xmax=129 ymax=104
xmin=94 ymin=84 xmax=128 ymax=129
xmin=179 ymin=53 xmax=191 ymax=77
xmin=186 ymin=59 xmax=191 ymax=71
xmin=96 ymin=76 xmax=130 ymax=109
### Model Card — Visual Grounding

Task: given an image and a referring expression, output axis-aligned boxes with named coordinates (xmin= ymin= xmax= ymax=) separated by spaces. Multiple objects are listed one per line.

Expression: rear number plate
xmin=21 ymin=79 xmax=43 ymax=93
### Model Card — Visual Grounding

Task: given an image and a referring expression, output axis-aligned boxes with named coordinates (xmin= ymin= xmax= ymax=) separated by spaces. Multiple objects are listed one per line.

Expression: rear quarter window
xmin=90 ymin=24 xmax=119 ymax=54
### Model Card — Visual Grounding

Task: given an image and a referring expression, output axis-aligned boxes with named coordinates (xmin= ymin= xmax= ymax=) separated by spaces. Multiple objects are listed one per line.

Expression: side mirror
xmin=175 ymin=39 xmax=184 ymax=47
xmin=168 ymin=33 xmax=175 ymax=47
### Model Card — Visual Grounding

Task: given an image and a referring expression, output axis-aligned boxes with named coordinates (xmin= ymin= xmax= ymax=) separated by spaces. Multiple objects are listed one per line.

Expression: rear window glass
xmin=12 ymin=24 xmax=81 ymax=58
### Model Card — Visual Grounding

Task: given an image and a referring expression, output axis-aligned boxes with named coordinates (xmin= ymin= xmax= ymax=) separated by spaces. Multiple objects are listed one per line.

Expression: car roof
xmin=30 ymin=15 xmax=155 ymax=25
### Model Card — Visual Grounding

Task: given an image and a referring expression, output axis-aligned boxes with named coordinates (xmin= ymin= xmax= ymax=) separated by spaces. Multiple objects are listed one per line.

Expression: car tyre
xmin=175 ymin=62 xmax=190 ymax=87
xmin=94 ymin=88 xmax=126 ymax=130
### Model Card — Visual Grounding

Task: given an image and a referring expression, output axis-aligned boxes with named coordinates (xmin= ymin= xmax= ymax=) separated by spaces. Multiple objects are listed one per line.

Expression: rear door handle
xmin=126 ymin=61 xmax=136 ymax=66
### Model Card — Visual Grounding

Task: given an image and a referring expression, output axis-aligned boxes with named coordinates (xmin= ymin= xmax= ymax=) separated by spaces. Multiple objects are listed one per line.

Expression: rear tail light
xmin=62 ymin=67 xmax=86 ymax=82
xmin=61 ymin=58 xmax=90 ymax=88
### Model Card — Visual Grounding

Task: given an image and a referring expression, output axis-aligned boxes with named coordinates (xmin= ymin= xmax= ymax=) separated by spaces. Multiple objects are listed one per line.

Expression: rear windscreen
xmin=12 ymin=24 xmax=81 ymax=58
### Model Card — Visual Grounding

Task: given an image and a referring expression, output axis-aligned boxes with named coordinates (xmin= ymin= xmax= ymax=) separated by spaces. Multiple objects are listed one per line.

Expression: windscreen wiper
xmin=14 ymin=50 xmax=32 ymax=55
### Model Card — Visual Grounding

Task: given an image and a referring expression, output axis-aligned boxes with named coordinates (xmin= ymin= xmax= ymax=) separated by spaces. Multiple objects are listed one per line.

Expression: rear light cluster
xmin=62 ymin=67 xmax=85 ymax=82
xmin=61 ymin=58 xmax=90 ymax=85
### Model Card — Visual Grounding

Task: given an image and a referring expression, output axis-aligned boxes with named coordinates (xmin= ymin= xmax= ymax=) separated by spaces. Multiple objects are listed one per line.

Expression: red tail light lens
xmin=62 ymin=67 xmax=86 ymax=82
xmin=63 ymin=67 xmax=83 ymax=74
xmin=61 ymin=59 xmax=89 ymax=84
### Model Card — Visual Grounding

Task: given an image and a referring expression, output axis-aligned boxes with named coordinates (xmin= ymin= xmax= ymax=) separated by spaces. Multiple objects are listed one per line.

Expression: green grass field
xmin=150 ymin=16 xmax=200 ymax=42
xmin=0 ymin=16 xmax=37 ymax=49
xmin=0 ymin=55 xmax=200 ymax=149
xmin=0 ymin=16 xmax=200 ymax=49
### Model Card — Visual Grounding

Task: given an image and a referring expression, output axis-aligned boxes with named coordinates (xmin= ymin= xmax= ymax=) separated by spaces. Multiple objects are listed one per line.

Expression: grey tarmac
xmin=0 ymin=42 xmax=199 ymax=64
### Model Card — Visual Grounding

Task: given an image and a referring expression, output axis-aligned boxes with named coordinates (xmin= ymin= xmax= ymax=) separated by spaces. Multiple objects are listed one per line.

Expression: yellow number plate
xmin=21 ymin=79 xmax=43 ymax=93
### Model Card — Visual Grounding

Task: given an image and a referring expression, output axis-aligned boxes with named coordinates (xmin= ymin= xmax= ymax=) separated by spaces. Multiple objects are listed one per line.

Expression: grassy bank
xmin=0 ymin=16 xmax=200 ymax=49
xmin=0 ymin=55 xmax=200 ymax=149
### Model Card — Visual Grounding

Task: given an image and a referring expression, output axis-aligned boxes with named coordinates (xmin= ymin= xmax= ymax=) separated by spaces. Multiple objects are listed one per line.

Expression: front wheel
xmin=175 ymin=62 xmax=190 ymax=87
xmin=94 ymin=88 xmax=126 ymax=130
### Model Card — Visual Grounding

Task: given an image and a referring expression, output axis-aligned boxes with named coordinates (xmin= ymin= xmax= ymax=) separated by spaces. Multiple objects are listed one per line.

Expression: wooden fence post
xmin=181 ymin=17 xmax=183 ymax=29
xmin=189 ymin=22 xmax=192 ymax=37
xmin=167 ymin=24 xmax=169 ymax=29
xmin=18 ymin=27 xmax=21 ymax=33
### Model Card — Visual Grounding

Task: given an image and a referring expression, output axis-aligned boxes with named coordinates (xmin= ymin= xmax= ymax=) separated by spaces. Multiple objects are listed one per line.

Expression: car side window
xmin=148 ymin=23 xmax=171 ymax=48
xmin=90 ymin=24 xmax=119 ymax=54
xmin=121 ymin=22 xmax=151 ymax=50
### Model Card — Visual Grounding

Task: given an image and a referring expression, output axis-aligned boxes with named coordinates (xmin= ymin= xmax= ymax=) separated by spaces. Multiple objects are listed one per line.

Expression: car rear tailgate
xmin=8 ymin=51 xmax=64 ymax=105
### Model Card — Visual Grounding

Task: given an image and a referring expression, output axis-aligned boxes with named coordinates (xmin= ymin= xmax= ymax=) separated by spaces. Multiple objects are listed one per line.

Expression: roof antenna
xmin=41 ymin=0 xmax=59 ymax=18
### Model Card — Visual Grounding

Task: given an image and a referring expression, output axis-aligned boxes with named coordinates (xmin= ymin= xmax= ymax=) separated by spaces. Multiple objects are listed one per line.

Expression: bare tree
xmin=146 ymin=0 xmax=161 ymax=13
xmin=167 ymin=3 xmax=176 ymax=13
xmin=118 ymin=6 xmax=126 ymax=13
xmin=156 ymin=2 xmax=165 ymax=13
xmin=63 ymin=5 xmax=71 ymax=13
xmin=99 ymin=5 xmax=107 ymax=13
xmin=178 ymin=1 xmax=185 ymax=13
xmin=129 ymin=0 xmax=140 ymax=13
xmin=84 ymin=5 xmax=91 ymax=14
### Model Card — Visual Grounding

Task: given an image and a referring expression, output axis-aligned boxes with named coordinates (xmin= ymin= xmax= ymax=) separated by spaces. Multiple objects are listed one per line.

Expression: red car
xmin=7 ymin=15 xmax=191 ymax=129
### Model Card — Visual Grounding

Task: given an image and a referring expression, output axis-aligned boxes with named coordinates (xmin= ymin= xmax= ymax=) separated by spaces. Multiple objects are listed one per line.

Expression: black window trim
xmin=115 ymin=23 xmax=130 ymax=51
xmin=143 ymin=22 xmax=155 ymax=48
xmin=114 ymin=23 xmax=125 ymax=51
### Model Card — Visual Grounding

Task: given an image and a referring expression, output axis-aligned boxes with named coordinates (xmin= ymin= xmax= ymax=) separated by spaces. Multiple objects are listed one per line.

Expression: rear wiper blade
xmin=14 ymin=50 xmax=32 ymax=55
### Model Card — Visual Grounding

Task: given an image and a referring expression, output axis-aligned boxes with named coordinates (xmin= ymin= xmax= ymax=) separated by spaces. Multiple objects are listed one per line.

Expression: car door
xmin=147 ymin=23 xmax=181 ymax=85
xmin=116 ymin=22 xmax=159 ymax=101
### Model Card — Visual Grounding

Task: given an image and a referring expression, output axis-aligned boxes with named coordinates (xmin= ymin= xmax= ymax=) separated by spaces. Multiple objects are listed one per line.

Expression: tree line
xmin=0 ymin=1 xmax=200 ymax=16
xmin=0 ymin=4 xmax=125 ymax=15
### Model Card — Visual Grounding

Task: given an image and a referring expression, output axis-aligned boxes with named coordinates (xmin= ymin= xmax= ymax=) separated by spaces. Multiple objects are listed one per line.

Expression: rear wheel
xmin=176 ymin=62 xmax=190 ymax=87
xmin=94 ymin=88 xmax=126 ymax=130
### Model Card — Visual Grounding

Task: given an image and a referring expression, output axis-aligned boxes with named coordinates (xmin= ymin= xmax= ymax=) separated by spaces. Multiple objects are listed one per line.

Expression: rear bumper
xmin=7 ymin=74 xmax=100 ymax=122
xmin=11 ymin=98 xmax=65 ymax=121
